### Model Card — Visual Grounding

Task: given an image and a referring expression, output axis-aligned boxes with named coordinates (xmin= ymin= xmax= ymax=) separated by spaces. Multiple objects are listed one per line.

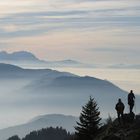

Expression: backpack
xmin=116 ymin=102 xmax=124 ymax=113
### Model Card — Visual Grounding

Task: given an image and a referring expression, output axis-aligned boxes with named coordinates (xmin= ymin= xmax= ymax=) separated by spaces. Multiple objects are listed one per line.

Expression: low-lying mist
xmin=0 ymin=64 xmax=139 ymax=130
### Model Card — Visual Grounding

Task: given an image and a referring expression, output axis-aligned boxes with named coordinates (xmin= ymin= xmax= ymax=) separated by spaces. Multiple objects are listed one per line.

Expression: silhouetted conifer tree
xmin=7 ymin=135 xmax=20 ymax=140
xmin=75 ymin=96 xmax=101 ymax=140
xmin=21 ymin=127 xmax=72 ymax=140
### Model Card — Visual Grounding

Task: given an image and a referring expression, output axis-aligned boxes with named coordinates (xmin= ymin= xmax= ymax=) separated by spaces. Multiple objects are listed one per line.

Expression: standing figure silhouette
xmin=128 ymin=90 xmax=135 ymax=113
xmin=115 ymin=98 xmax=125 ymax=124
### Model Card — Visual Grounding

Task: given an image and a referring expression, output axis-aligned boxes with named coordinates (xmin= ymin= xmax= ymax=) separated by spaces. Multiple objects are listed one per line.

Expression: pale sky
xmin=0 ymin=0 xmax=140 ymax=65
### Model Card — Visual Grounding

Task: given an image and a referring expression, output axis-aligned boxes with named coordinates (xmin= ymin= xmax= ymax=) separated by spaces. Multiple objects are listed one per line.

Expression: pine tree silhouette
xmin=7 ymin=135 xmax=20 ymax=140
xmin=75 ymin=96 xmax=101 ymax=140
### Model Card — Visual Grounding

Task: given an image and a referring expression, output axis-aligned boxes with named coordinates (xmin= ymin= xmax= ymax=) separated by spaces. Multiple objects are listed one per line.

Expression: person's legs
xmin=130 ymin=103 xmax=134 ymax=113
xmin=121 ymin=112 xmax=125 ymax=125
xmin=117 ymin=112 xmax=121 ymax=124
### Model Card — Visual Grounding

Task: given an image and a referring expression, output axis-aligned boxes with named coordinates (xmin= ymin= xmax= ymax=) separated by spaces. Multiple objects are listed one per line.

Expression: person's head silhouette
xmin=130 ymin=90 xmax=133 ymax=94
xmin=118 ymin=98 xmax=121 ymax=103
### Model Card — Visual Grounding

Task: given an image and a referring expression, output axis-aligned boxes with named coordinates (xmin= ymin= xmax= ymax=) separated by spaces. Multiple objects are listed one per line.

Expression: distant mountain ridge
xmin=0 ymin=51 xmax=139 ymax=69
xmin=0 ymin=63 xmax=23 ymax=71
xmin=0 ymin=114 xmax=78 ymax=140
xmin=0 ymin=51 xmax=87 ymax=68
xmin=0 ymin=63 xmax=75 ymax=79
xmin=0 ymin=51 xmax=40 ymax=62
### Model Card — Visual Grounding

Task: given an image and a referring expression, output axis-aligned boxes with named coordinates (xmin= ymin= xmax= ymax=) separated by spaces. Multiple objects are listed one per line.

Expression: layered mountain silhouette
xmin=25 ymin=74 xmax=137 ymax=117
xmin=1 ymin=63 xmax=139 ymax=117
xmin=0 ymin=51 xmax=39 ymax=62
xmin=1 ymin=51 xmax=139 ymax=69
xmin=0 ymin=51 xmax=87 ymax=68
xmin=0 ymin=63 xmax=139 ymax=139
xmin=0 ymin=114 xmax=78 ymax=140
xmin=0 ymin=63 xmax=75 ymax=79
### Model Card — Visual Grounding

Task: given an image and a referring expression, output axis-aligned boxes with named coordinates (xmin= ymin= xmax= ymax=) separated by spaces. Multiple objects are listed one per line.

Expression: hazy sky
xmin=0 ymin=0 xmax=140 ymax=65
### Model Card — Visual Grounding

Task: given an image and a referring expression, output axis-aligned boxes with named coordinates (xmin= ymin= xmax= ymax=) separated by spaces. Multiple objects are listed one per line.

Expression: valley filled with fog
xmin=0 ymin=63 xmax=139 ymax=130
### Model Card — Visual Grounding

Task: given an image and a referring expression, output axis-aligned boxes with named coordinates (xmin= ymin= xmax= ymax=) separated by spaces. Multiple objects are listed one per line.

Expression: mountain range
xmin=1 ymin=51 xmax=139 ymax=69
xmin=0 ymin=63 xmax=75 ymax=79
xmin=0 ymin=63 xmax=139 ymax=117
xmin=0 ymin=63 xmax=139 ymax=140
xmin=0 ymin=51 xmax=89 ymax=68
xmin=0 ymin=114 xmax=78 ymax=140
xmin=0 ymin=51 xmax=39 ymax=62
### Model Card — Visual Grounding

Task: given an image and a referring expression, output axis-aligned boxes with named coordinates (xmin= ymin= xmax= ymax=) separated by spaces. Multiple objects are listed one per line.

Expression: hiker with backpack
xmin=115 ymin=98 xmax=125 ymax=123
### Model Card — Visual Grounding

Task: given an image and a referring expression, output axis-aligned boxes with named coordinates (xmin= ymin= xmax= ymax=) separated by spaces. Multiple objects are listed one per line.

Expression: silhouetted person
xmin=115 ymin=98 xmax=125 ymax=124
xmin=128 ymin=90 xmax=135 ymax=113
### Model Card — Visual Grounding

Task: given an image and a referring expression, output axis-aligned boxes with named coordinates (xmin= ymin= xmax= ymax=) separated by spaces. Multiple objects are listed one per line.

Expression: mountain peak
xmin=0 ymin=51 xmax=39 ymax=61
xmin=11 ymin=51 xmax=38 ymax=60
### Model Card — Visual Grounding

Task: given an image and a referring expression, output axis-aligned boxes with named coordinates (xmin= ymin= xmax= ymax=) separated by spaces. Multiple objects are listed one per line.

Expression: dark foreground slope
xmin=95 ymin=114 xmax=140 ymax=140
